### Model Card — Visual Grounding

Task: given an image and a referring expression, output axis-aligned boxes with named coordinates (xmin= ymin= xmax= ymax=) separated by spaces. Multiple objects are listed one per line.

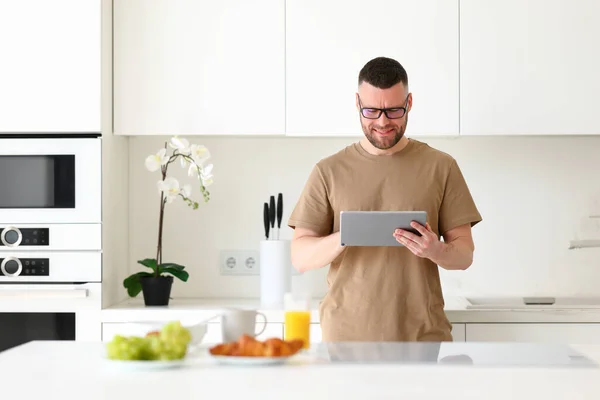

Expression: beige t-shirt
xmin=288 ymin=139 xmax=482 ymax=342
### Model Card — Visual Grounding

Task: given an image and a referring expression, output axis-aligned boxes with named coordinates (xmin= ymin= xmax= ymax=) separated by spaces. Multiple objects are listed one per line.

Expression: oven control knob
xmin=1 ymin=227 xmax=22 ymax=247
xmin=1 ymin=257 xmax=22 ymax=277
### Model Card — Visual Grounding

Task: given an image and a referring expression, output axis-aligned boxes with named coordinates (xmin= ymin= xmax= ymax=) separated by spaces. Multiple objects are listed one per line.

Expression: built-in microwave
xmin=0 ymin=135 xmax=101 ymax=224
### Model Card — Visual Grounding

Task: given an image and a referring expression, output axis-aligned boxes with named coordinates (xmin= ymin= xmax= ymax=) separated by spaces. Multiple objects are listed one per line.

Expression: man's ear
xmin=355 ymin=92 xmax=360 ymax=111
xmin=407 ymin=93 xmax=413 ymax=113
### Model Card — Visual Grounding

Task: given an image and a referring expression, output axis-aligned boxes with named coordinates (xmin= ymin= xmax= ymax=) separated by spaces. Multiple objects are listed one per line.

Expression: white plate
xmin=103 ymin=357 xmax=190 ymax=370
xmin=209 ymin=354 xmax=295 ymax=366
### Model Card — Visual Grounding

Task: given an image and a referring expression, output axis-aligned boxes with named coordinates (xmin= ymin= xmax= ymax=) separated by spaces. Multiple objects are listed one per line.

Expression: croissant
xmin=209 ymin=334 xmax=304 ymax=357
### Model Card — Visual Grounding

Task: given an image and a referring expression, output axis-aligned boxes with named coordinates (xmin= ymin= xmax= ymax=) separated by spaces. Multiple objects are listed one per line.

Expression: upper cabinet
xmin=0 ymin=0 xmax=101 ymax=133
xmin=111 ymin=0 xmax=600 ymax=137
xmin=113 ymin=0 xmax=285 ymax=136
xmin=460 ymin=0 xmax=600 ymax=135
xmin=285 ymin=0 xmax=460 ymax=137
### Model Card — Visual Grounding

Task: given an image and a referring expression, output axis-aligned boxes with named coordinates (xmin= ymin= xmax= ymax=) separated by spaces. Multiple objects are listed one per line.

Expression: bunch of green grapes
xmin=106 ymin=335 xmax=152 ymax=360
xmin=106 ymin=321 xmax=192 ymax=361
xmin=148 ymin=321 xmax=192 ymax=360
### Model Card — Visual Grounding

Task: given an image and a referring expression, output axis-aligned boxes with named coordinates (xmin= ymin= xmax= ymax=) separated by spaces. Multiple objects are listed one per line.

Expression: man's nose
xmin=378 ymin=111 xmax=390 ymax=124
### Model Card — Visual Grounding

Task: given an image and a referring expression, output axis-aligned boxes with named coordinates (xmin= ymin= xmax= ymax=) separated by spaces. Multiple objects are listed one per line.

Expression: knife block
xmin=259 ymin=239 xmax=292 ymax=307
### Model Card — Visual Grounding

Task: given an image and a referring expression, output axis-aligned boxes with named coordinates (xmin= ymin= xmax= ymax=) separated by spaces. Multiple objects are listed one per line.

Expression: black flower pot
xmin=140 ymin=276 xmax=173 ymax=306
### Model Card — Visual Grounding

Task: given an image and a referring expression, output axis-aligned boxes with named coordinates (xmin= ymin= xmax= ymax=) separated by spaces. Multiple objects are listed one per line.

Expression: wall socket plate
xmin=219 ymin=249 xmax=300 ymax=276
xmin=219 ymin=250 xmax=260 ymax=275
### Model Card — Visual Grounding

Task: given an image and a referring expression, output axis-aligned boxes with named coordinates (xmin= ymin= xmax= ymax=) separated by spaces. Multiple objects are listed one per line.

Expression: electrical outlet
xmin=239 ymin=250 xmax=259 ymax=274
xmin=219 ymin=250 xmax=260 ymax=275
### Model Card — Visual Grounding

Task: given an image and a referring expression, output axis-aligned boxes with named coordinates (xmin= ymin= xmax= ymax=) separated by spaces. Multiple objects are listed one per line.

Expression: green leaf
xmin=123 ymin=271 xmax=154 ymax=297
xmin=137 ymin=258 xmax=158 ymax=272
xmin=158 ymin=263 xmax=185 ymax=272
xmin=160 ymin=267 xmax=189 ymax=282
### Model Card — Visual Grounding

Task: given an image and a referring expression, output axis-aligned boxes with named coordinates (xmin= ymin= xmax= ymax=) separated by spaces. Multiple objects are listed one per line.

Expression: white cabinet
xmin=451 ymin=323 xmax=466 ymax=342
xmin=113 ymin=0 xmax=285 ymax=136
xmin=309 ymin=323 xmax=322 ymax=343
xmin=285 ymin=0 xmax=459 ymax=137
xmin=0 ymin=0 xmax=100 ymax=133
xmin=460 ymin=0 xmax=600 ymax=135
xmin=465 ymin=324 xmax=600 ymax=344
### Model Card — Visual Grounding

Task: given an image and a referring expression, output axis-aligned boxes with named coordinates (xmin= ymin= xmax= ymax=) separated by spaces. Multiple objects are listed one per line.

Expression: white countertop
xmin=102 ymin=296 xmax=600 ymax=324
xmin=1 ymin=340 xmax=600 ymax=399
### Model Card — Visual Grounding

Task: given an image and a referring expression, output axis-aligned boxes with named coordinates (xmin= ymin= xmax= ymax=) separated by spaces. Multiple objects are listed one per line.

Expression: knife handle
xmin=269 ymin=195 xmax=276 ymax=228
xmin=277 ymin=193 xmax=283 ymax=229
xmin=263 ymin=202 xmax=270 ymax=239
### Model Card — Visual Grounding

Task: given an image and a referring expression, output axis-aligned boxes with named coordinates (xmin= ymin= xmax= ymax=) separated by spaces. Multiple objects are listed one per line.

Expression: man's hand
xmin=291 ymin=228 xmax=345 ymax=273
xmin=393 ymin=222 xmax=442 ymax=260
xmin=394 ymin=222 xmax=475 ymax=270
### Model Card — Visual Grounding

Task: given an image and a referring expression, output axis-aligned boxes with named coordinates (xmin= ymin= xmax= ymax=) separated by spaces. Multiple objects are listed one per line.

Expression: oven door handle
xmin=0 ymin=287 xmax=88 ymax=299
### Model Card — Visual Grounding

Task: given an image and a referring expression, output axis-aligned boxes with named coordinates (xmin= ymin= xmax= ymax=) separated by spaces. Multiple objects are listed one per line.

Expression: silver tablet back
xmin=339 ymin=211 xmax=427 ymax=247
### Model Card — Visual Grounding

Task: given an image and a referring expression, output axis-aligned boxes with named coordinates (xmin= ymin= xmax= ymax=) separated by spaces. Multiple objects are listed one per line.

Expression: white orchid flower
xmin=201 ymin=163 xmax=213 ymax=178
xmin=169 ymin=136 xmax=190 ymax=153
xmin=145 ymin=148 xmax=169 ymax=172
xmin=202 ymin=176 xmax=214 ymax=187
xmin=190 ymin=144 xmax=210 ymax=165
xmin=157 ymin=177 xmax=180 ymax=203
xmin=187 ymin=163 xmax=199 ymax=178
xmin=181 ymin=184 xmax=192 ymax=198
xmin=200 ymin=163 xmax=214 ymax=187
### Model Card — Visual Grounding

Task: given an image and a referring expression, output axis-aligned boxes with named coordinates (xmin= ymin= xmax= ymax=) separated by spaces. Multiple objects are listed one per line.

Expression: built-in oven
xmin=0 ymin=134 xmax=102 ymax=352
xmin=0 ymin=282 xmax=101 ymax=353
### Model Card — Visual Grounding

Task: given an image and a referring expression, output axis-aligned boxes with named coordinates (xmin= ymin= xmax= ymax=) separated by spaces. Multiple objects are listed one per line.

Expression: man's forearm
xmin=291 ymin=232 xmax=345 ymax=272
xmin=430 ymin=237 xmax=474 ymax=270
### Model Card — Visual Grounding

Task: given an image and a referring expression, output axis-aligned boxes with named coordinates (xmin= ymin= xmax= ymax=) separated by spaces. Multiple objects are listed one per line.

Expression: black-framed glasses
xmin=358 ymin=94 xmax=409 ymax=119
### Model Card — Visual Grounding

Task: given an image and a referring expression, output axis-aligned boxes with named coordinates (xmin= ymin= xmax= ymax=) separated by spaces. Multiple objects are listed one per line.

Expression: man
xmin=287 ymin=56 xmax=482 ymax=342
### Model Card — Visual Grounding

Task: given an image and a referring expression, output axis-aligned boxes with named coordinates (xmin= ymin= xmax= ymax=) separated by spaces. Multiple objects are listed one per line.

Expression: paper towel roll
xmin=260 ymin=240 xmax=292 ymax=307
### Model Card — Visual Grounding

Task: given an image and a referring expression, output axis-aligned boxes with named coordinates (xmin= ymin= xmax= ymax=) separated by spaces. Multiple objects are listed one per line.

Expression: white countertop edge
xmin=100 ymin=296 xmax=600 ymax=324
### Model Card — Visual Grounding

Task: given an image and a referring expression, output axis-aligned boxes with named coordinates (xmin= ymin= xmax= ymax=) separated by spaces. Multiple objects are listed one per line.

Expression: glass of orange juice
xmin=284 ymin=292 xmax=311 ymax=349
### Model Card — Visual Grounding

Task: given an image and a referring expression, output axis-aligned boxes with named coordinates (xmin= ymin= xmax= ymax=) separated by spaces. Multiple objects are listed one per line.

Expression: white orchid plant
xmin=123 ymin=136 xmax=213 ymax=298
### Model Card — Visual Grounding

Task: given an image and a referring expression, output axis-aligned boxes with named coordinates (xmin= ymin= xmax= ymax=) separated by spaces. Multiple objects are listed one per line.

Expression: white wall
xmin=124 ymin=134 xmax=600 ymax=302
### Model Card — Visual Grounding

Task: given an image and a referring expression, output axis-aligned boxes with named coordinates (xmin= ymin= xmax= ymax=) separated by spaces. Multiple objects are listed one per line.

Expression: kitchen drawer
xmin=451 ymin=323 xmax=466 ymax=342
xmin=465 ymin=323 xmax=600 ymax=344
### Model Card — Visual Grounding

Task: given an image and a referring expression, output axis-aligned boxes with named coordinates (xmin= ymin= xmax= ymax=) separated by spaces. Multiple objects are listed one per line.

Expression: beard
xmin=361 ymin=117 xmax=407 ymax=150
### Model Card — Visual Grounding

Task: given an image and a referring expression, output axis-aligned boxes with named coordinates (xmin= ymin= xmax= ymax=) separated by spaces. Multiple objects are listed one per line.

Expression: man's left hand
xmin=393 ymin=222 xmax=442 ymax=260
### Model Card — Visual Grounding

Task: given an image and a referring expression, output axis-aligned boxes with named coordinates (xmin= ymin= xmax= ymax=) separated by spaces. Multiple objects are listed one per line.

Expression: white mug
xmin=221 ymin=308 xmax=268 ymax=342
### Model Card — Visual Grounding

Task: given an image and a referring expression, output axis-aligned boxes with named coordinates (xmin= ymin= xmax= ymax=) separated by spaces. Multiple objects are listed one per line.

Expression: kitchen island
xmin=1 ymin=341 xmax=599 ymax=399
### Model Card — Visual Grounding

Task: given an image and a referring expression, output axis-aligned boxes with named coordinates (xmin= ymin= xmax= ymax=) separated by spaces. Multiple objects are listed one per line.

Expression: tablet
xmin=339 ymin=211 xmax=427 ymax=247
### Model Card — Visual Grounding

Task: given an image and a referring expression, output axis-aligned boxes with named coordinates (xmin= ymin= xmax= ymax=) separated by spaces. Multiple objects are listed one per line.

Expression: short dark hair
xmin=358 ymin=57 xmax=408 ymax=89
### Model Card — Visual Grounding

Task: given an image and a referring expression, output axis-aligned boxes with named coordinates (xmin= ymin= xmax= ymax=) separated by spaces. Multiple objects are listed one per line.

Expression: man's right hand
xmin=290 ymin=228 xmax=345 ymax=272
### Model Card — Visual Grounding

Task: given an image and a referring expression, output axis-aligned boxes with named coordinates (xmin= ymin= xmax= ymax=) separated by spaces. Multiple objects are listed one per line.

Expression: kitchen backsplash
xmin=127 ymin=135 xmax=600 ymax=300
